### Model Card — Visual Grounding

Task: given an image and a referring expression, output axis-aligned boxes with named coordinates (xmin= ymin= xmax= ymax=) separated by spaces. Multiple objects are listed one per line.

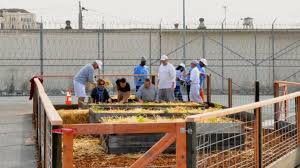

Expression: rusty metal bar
xmin=254 ymin=107 xmax=262 ymax=168
xmin=228 ymin=78 xmax=232 ymax=107
xmin=206 ymin=74 xmax=211 ymax=104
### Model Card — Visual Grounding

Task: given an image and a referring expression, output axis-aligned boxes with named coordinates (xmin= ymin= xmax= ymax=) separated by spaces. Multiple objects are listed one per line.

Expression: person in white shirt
xmin=189 ymin=60 xmax=202 ymax=103
xmin=157 ymin=55 xmax=176 ymax=102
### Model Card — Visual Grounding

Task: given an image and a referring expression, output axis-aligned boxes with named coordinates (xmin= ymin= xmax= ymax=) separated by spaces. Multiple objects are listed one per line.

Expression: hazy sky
xmin=1 ymin=0 xmax=300 ymax=27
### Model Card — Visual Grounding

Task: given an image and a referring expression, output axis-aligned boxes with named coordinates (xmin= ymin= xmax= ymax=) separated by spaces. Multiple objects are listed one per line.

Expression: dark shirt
xmin=116 ymin=80 xmax=131 ymax=92
xmin=91 ymin=87 xmax=110 ymax=103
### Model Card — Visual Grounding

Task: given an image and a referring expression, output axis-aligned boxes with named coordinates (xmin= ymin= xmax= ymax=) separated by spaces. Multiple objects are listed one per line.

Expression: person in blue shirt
xmin=133 ymin=57 xmax=149 ymax=92
xmin=197 ymin=58 xmax=208 ymax=101
xmin=174 ymin=63 xmax=185 ymax=101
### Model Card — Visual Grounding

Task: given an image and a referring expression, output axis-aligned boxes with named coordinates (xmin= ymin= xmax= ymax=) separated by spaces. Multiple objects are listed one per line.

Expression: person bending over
xmin=116 ymin=78 xmax=131 ymax=103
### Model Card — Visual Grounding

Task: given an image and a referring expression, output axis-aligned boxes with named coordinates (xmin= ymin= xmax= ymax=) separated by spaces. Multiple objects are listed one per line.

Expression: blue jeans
xmin=174 ymin=85 xmax=183 ymax=101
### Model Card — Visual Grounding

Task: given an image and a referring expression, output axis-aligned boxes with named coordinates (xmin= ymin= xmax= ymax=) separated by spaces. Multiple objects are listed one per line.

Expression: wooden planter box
xmin=196 ymin=123 xmax=245 ymax=151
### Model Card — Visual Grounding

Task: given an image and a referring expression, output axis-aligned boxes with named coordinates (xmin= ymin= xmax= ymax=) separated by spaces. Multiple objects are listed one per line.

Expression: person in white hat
xmin=73 ymin=60 xmax=102 ymax=108
xmin=198 ymin=58 xmax=208 ymax=101
xmin=157 ymin=55 xmax=176 ymax=102
xmin=190 ymin=60 xmax=202 ymax=103
xmin=174 ymin=63 xmax=186 ymax=101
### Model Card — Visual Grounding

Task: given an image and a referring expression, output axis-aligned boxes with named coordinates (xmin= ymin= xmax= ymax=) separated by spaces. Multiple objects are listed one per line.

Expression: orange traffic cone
xmin=65 ymin=90 xmax=72 ymax=105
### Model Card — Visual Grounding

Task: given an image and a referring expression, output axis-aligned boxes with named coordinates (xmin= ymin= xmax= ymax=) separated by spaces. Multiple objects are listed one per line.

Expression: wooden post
xmin=274 ymin=82 xmax=280 ymax=129
xmin=255 ymin=81 xmax=260 ymax=102
xmin=228 ymin=78 xmax=233 ymax=108
xmin=186 ymin=122 xmax=197 ymax=168
xmin=254 ymin=107 xmax=262 ymax=168
xmin=63 ymin=131 xmax=74 ymax=168
xmin=176 ymin=122 xmax=187 ymax=168
xmin=206 ymin=74 xmax=211 ymax=104
xmin=296 ymin=97 xmax=300 ymax=147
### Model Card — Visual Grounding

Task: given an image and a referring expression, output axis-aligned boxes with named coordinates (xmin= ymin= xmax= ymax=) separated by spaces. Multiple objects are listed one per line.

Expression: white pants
xmin=190 ymin=83 xmax=202 ymax=103
xmin=73 ymin=80 xmax=87 ymax=98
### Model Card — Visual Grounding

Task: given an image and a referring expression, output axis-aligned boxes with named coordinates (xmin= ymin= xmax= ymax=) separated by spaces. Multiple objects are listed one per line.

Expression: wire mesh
xmin=195 ymin=109 xmax=256 ymax=168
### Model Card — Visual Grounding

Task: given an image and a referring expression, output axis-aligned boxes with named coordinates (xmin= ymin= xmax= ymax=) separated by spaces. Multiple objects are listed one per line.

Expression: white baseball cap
xmin=179 ymin=63 xmax=186 ymax=68
xmin=191 ymin=60 xmax=198 ymax=65
xmin=200 ymin=58 xmax=208 ymax=66
xmin=160 ymin=55 xmax=169 ymax=61
xmin=95 ymin=60 xmax=102 ymax=69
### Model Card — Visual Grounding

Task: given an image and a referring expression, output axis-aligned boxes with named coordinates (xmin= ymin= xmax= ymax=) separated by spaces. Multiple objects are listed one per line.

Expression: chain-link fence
xmin=0 ymin=24 xmax=299 ymax=97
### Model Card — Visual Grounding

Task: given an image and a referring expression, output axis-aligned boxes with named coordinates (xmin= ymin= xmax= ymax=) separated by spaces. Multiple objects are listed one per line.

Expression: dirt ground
xmin=73 ymin=136 xmax=176 ymax=168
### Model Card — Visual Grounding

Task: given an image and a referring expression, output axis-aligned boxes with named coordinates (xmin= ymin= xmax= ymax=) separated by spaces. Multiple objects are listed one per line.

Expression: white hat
xmin=95 ymin=60 xmax=102 ymax=69
xmin=191 ymin=60 xmax=198 ymax=65
xmin=160 ymin=55 xmax=169 ymax=61
xmin=179 ymin=63 xmax=185 ymax=68
xmin=200 ymin=58 xmax=208 ymax=66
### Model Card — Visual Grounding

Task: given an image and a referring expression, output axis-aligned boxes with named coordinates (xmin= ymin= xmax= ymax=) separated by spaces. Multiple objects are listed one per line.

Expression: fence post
xmin=186 ymin=122 xmax=196 ymax=168
xmin=228 ymin=78 xmax=232 ymax=108
xmin=254 ymin=81 xmax=262 ymax=168
xmin=255 ymin=81 xmax=260 ymax=102
xmin=254 ymin=33 xmax=257 ymax=81
xmin=254 ymin=107 xmax=263 ymax=168
xmin=52 ymin=125 xmax=62 ymax=168
xmin=39 ymin=22 xmax=44 ymax=76
xmin=221 ymin=23 xmax=224 ymax=92
xmin=206 ymin=74 xmax=211 ymax=104
xmin=296 ymin=97 xmax=300 ymax=147
xmin=202 ymin=32 xmax=205 ymax=58
xmin=159 ymin=23 xmax=162 ymax=58
xmin=149 ymin=29 xmax=152 ymax=75
xmin=274 ymin=82 xmax=279 ymax=129
xmin=176 ymin=122 xmax=187 ymax=168
xmin=101 ymin=23 xmax=105 ymax=75
xmin=63 ymin=130 xmax=74 ymax=168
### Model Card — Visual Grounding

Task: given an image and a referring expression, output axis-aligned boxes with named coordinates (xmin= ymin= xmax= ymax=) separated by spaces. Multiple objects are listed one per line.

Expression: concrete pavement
xmin=0 ymin=97 xmax=35 ymax=168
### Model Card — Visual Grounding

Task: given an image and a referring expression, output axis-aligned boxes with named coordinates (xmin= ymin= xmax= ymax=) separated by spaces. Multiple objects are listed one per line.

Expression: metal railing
xmin=186 ymin=82 xmax=300 ymax=168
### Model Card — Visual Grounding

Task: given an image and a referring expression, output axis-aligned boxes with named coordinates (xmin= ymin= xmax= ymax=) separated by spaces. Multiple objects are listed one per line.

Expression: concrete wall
xmin=0 ymin=29 xmax=299 ymax=95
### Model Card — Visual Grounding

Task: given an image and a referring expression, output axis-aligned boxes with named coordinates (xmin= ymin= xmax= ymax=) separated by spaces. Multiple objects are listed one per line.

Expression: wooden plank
xmin=186 ymin=91 xmax=300 ymax=122
xmin=34 ymin=78 xmax=63 ymax=125
xmin=176 ymin=122 xmax=187 ymax=168
xmin=130 ymin=133 xmax=176 ymax=168
xmin=64 ymin=123 xmax=177 ymax=135
xmin=275 ymin=80 xmax=300 ymax=87
xmin=63 ymin=132 xmax=74 ymax=168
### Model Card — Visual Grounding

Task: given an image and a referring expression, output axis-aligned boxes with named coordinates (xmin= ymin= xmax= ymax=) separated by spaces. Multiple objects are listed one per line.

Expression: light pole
xmin=78 ymin=1 xmax=88 ymax=30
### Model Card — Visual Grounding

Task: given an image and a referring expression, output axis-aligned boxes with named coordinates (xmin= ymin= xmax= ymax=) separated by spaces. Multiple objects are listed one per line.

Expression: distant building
xmin=0 ymin=8 xmax=38 ymax=29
